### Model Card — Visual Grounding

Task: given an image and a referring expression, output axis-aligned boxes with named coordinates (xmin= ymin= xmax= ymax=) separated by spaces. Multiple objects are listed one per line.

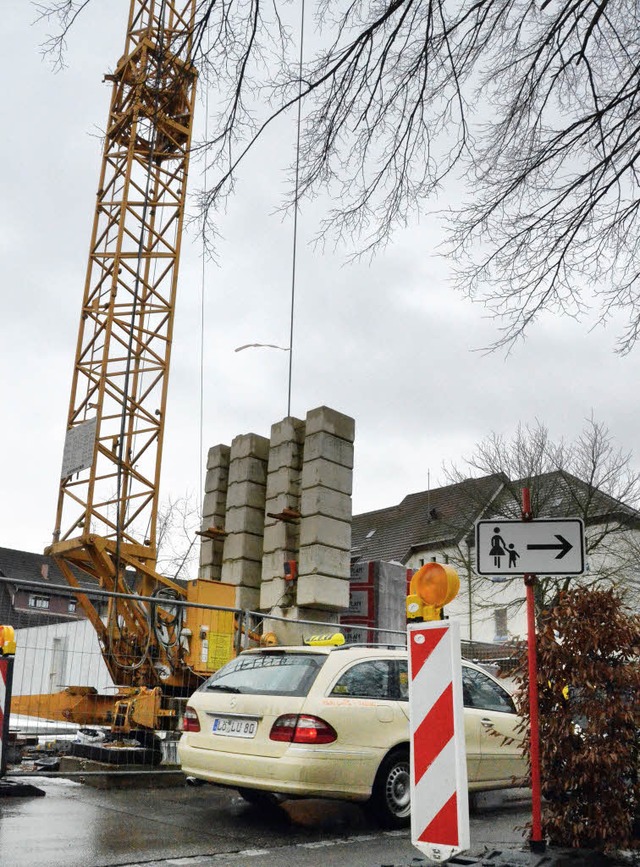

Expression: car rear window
xmin=200 ymin=652 xmax=326 ymax=697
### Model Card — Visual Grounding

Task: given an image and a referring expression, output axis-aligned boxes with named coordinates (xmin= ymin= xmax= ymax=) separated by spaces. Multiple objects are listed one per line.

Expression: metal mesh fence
xmin=2 ymin=576 xmax=511 ymax=779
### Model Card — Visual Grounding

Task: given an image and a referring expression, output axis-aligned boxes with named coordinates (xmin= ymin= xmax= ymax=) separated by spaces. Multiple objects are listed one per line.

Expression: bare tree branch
xmin=36 ymin=0 xmax=640 ymax=348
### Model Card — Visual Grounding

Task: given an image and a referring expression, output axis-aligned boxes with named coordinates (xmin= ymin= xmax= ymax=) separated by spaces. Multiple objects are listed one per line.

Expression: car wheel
xmin=237 ymin=788 xmax=283 ymax=808
xmin=368 ymin=748 xmax=411 ymax=828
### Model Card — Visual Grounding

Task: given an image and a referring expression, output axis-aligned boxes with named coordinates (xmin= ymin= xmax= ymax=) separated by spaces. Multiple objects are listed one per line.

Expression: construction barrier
xmin=408 ymin=619 xmax=470 ymax=862
xmin=2 ymin=577 xmax=408 ymax=778
xmin=1 ymin=626 xmax=16 ymax=778
xmin=2 ymin=574 xmax=514 ymax=781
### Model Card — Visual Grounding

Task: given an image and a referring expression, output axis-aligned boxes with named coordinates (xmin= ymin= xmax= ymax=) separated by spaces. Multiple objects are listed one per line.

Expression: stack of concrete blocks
xmin=219 ymin=433 xmax=270 ymax=611
xmin=198 ymin=444 xmax=230 ymax=580
xmin=297 ymin=407 xmax=354 ymax=611
xmin=259 ymin=416 xmax=306 ymax=617
xmin=198 ymin=406 xmax=355 ymax=641
xmin=263 ymin=407 xmax=355 ymax=643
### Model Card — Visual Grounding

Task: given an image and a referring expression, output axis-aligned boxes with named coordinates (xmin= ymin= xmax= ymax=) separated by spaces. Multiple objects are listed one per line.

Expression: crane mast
xmin=47 ymin=0 xmax=198 ymax=688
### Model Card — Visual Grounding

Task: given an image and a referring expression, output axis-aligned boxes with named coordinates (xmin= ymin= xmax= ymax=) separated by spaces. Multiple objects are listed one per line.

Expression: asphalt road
xmin=0 ymin=777 xmax=531 ymax=867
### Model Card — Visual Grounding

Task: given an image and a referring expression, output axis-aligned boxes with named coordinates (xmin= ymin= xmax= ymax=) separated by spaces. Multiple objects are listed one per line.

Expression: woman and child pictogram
xmin=490 ymin=527 xmax=520 ymax=569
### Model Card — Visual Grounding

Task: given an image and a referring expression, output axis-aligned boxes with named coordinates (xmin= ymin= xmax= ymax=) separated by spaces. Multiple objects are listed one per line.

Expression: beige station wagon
xmin=178 ymin=644 xmax=526 ymax=828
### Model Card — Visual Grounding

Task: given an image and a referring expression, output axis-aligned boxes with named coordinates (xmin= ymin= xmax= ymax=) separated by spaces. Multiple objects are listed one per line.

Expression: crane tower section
xmin=51 ymin=0 xmax=197 ymax=582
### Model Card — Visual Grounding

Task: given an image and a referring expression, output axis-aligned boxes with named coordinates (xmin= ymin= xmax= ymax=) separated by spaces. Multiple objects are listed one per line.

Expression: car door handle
xmin=481 ymin=718 xmax=494 ymax=728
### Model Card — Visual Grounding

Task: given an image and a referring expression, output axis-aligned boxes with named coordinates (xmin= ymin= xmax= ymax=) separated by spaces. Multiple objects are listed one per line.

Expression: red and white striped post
xmin=408 ymin=619 xmax=469 ymax=862
xmin=0 ymin=626 xmax=17 ymax=779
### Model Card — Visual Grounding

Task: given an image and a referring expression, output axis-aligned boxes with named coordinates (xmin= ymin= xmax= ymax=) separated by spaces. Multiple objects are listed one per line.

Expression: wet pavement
xmin=0 ymin=777 xmax=532 ymax=867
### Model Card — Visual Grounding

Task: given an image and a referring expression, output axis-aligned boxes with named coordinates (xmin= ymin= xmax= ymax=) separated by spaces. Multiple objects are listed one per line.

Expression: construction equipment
xmin=13 ymin=0 xmax=243 ymax=739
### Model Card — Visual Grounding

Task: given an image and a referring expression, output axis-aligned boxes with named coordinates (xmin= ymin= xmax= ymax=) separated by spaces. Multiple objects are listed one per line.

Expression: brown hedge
xmin=513 ymin=587 xmax=640 ymax=851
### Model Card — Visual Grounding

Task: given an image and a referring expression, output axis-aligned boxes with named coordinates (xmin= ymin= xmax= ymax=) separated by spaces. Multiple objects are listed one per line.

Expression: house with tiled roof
xmin=352 ymin=474 xmax=505 ymax=567
xmin=0 ymin=546 xmax=105 ymax=629
xmin=351 ymin=471 xmax=640 ymax=644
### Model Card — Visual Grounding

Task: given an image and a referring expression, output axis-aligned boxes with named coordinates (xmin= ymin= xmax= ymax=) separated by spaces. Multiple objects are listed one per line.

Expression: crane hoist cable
xmin=286 ymin=0 xmax=306 ymax=418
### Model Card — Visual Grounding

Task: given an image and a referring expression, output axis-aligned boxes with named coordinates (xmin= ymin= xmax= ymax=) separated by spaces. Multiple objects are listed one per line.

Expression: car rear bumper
xmin=177 ymin=739 xmax=376 ymax=801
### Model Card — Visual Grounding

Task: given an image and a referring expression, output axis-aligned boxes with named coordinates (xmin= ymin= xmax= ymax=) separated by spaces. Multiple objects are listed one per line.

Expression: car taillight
xmin=182 ymin=706 xmax=201 ymax=733
xmin=270 ymin=714 xmax=337 ymax=744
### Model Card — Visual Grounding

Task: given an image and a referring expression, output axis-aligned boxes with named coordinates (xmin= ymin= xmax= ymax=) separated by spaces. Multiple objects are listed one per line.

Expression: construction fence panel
xmin=3 ymin=577 xmax=408 ymax=779
xmin=4 ymin=577 xmax=516 ymax=780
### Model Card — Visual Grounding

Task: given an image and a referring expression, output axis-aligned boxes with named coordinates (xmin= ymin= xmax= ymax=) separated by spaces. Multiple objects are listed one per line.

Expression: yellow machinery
xmin=12 ymin=1 xmax=242 ymax=737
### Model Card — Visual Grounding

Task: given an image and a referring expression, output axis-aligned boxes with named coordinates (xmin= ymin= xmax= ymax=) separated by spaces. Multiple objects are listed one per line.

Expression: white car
xmin=178 ymin=644 xmax=526 ymax=827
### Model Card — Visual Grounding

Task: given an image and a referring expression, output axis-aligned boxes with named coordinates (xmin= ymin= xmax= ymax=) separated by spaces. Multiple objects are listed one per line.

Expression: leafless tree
xmin=35 ymin=0 xmax=640 ymax=350
xmin=155 ymin=492 xmax=201 ymax=581
xmin=443 ymin=417 xmax=640 ymax=623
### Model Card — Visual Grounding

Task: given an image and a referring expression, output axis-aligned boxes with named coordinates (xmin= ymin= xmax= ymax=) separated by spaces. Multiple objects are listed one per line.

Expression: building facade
xmin=351 ymin=472 xmax=640 ymax=644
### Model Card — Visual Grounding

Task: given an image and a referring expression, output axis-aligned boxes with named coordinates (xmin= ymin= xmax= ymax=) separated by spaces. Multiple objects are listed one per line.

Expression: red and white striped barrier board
xmin=0 ymin=654 xmax=12 ymax=777
xmin=408 ymin=620 xmax=469 ymax=862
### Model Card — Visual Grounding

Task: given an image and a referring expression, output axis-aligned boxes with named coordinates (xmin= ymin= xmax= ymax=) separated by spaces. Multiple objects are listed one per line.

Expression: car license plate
xmin=211 ymin=717 xmax=258 ymax=738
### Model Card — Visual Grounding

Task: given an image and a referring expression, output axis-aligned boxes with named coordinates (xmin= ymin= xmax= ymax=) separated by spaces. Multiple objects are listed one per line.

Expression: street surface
xmin=0 ymin=777 xmax=530 ymax=867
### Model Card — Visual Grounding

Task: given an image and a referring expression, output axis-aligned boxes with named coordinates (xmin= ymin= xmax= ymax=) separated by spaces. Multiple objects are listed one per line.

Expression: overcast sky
xmin=2 ymin=3 xmax=638 ymax=556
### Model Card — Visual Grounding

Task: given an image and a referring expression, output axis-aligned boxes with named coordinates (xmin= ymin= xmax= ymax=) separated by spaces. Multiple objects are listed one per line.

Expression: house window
xmin=28 ymin=595 xmax=50 ymax=610
xmin=68 ymin=600 xmax=77 ymax=613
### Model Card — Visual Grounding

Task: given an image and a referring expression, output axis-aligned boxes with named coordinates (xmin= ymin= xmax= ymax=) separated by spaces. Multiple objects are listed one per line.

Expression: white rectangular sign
xmin=475 ymin=518 xmax=585 ymax=576
xmin=61 ymin=417 xmax=97 ymax=478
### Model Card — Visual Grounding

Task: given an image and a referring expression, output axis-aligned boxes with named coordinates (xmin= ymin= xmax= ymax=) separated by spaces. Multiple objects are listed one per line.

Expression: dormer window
xmin=29 ymin=594 xmax=50 ymax=609
xmin=366 ymin=529 xmax=376 ymax=539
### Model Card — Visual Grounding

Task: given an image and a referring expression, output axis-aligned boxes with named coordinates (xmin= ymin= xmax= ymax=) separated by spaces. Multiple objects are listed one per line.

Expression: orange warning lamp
xmin=406 ymin=563 xmax=460 ymax=622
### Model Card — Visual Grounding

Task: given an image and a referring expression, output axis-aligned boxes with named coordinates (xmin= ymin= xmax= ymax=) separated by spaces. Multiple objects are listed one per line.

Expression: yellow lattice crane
xmin=14 ymin=0 xmax=237 ymax=737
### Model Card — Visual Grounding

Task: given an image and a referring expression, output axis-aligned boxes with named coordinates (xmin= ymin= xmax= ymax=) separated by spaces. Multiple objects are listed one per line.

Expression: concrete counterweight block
xmin=296 ymin=575 xmax=351 ymax=611
xmin=221 ymin=433 xmax=269 ymax=594
xmin=199 ymin=444 xmax=231 ymax=580
xmin=261 ymin=416 xmax=304 ymax=590
xmin=296 ymin=407 xmax=355 ymax=611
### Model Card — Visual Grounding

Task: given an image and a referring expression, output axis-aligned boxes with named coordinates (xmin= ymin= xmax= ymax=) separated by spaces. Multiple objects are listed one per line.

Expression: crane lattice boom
xmin=47 ymin=0 xmax=198 ymax=689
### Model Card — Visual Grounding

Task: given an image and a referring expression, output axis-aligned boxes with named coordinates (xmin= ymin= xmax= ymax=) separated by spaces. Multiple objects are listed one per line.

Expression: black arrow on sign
xmin=526 ymin=534 xmax=572 ymax=560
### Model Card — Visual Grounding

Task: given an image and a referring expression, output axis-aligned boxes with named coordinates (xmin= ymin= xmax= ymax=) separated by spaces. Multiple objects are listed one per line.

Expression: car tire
xmin=367 ymin=747 xmax=411 ymax=829
xmin=236 ymin=788 xmax=283 ymax=808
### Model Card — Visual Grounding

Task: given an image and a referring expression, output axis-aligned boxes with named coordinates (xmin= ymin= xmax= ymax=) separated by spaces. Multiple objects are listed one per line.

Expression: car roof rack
xmin=330 ymin=642 xmax=407 ymax=651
